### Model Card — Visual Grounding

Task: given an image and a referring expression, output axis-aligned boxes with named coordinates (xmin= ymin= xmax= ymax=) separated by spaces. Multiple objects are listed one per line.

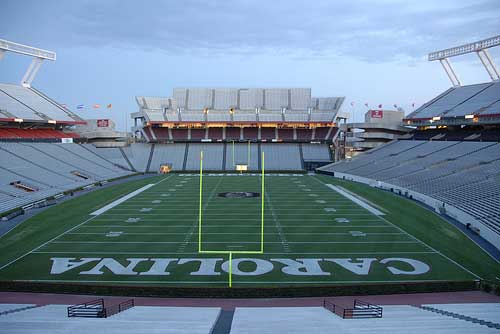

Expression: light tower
xmin=0 ymin=38 xmax=56 ymax=87
xmin=428 ymin=35 xmax=500 ymax=87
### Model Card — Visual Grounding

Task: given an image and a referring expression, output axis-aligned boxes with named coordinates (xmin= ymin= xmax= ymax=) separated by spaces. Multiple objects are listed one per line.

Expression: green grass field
xmin=0 ymin=173 xmax=498 ymax=288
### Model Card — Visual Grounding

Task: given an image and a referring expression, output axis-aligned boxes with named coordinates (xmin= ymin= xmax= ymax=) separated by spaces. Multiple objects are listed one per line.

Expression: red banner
xmin=96 ymin=119 xmax=109 ymax=127
xmin=371 ymin=110 xmax=383 ymax=118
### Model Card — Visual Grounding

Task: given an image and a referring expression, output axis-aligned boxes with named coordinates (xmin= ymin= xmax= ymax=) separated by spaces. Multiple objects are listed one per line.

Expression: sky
xmin=0 ymin=0 xmax=499 ymax=129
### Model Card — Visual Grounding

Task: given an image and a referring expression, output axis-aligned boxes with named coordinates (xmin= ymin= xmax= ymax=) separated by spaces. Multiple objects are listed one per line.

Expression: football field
xmin=0 ymin=173 xmax=488 ymax=287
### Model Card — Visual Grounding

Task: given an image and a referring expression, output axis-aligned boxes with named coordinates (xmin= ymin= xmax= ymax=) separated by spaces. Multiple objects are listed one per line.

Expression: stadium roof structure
xmin=405 ymin=35 xmax=500 ymax=127
xmin=0 ymin=38 xmax=84 ymax=125
xmin=135 ymin=88 xmax=344 ymax=126
xmin=429 ymin=35 xmax=500 ymax=87
xmin=404 ymin=81 xmax=500 ymax=126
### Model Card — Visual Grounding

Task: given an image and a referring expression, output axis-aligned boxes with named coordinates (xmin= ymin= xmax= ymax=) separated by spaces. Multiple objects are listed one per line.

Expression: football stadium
xmin=0 ymin=3 xmax=499 ymax=333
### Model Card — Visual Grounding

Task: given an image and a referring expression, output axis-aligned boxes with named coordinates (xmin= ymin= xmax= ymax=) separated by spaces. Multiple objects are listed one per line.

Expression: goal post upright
xmin=261 ymin=150 xmax=264 ymax=253
xmin=198 ymin=150 xmax=203 ymax=252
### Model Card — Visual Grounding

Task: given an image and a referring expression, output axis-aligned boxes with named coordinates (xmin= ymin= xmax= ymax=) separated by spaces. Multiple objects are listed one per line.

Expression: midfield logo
xmin=50 ymin=257 xmax=430 ymax=276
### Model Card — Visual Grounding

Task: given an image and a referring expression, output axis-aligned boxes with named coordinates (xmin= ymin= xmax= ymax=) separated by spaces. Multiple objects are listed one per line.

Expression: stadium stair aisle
xmin=211 ymin=309 xmax=235 ymax=334
xmin=419 ymin=304 xmax=500 ymax=329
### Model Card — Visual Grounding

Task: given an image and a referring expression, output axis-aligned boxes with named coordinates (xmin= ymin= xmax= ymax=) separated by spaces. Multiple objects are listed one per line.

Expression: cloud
xmin=1 ymin=0 xmax=499 ymax=62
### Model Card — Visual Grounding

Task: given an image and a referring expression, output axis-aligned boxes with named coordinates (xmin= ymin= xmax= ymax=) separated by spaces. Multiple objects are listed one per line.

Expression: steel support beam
xmin=21 ymin=57 xmax=44 ymax=87
xmin=439 ymin=58 xmax=461 ymax=87
xmin=477 ymin=49 xmax=500 ymax=81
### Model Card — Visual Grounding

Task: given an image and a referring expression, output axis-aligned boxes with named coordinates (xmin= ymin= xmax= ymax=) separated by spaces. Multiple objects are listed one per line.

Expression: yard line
xmin=89 ymin=183 xmax=157 ymax=216
xmin=33 ymin=251 xmax=438 ymax=255
xmin=51 ymin=241 xmax=420 ymax=244
xmin=265 ymin=189 xmax=291 ymax=253
xmin=80 ymin=224 xmax=394 ymax=228
xmin=67 ymin=232 xmax=405 ymax=235
xmin=325 ymin=184 xmax=385 ymax=216
xmin=13 ymin=279 xmax=458 ymax=284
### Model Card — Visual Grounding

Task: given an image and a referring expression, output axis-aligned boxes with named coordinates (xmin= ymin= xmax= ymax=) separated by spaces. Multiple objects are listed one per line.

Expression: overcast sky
xmin=1 ymin=0 xmax=499 ymax=129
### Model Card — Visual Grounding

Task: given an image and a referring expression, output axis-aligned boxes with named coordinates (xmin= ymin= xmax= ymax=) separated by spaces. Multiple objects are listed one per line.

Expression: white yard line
xmin=265 ymin=190 xmax=291 ymax=253
xmin=14 ymin=279 xmax=457 ymax=284
xmin=325 ymin=184 xmax=385 ymax=216
xmin=89 ymin=184 xmax=156 ymax=216
xmin=67 ymin=232 xmax=405 ymax=236
xmin=33 ymin=251 xmax=438 ymax=255
xmin=52 ymin=240 xmax=420 ymax=244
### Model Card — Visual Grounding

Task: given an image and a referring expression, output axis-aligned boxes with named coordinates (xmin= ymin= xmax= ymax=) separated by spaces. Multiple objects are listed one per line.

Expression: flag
xmin=93 ymin=104 xmax=101 ymax=109
xmin=61 ymin=104 xmax=67 ymax=108
xmin=77 ymin=104 xmax=84 ymax=109
xmin=107 ymin=104 xmax=112 ymax=109
xmin=364 ymin=103 xmax=369 ymax=107
xmin=412 ymin=103 xmax=415 ymax=108
xmin=393 ymin=104 xmax=398 ymax=108
xmin=378 ymin=104 xmax=383 ymax=109
xmin=350 ymin=101 xmax=355 ymax=107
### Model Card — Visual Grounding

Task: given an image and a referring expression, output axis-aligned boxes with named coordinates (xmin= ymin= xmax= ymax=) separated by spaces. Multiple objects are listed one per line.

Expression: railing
xmin=323 ymin=299 xmax=383 ymax=319
xmin=67 ymin=298 xmax=105 ymax=318
xmin=67 ymin=298 xmax=135 ymax=318
xmin=103 ymin=299 xmax=135 ymax=318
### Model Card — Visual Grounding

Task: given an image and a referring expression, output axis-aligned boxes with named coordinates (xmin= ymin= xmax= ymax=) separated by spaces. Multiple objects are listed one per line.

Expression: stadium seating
xmin=407 ymin=81 xmax=500 ymax=119
xmin=231 ymin=305 xmax=496 ymax=333
xmin=320 ymin=140 xmax=500 ymax=235
xmin=148 ymin=143 xmax=186 ymax=172
xmin=302 ymin=143 xmax=332 ymax=162
xmin=0 ymin=84 xmax=82 ymax=122
xmin=226 ymin=127 xmax=241 ymax=140
xmin=423 ymin=303 xmax=500 ymax=324
xmin=225 ymin=143 xmax=259 ymax=170
xmin=185 ymin=143 xmax=224 ymax=170
xmin=0 ymin=304 xmax=221 ymax=334
xmin=120 ymin=143 xmax=152 ymax=172
xmin=0 ymin=142 xmax=134 ymax=214
xmin=261 ymin=143 xmax=302 ymax=170
xmin=0 ymin=128 xmax=79 ymax=139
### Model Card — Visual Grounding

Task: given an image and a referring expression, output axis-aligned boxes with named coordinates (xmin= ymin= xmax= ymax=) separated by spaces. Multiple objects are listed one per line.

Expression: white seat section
xmin=231 ymin=306 xmax=499 ymax=334
xmin=225 ymin=143 xmax=259 ymax=170
xmin=0 ymin=144 xmax=75 ymax=187
xmin=0 ymin=84 xmax=75 ymax=121
xmin=424 ymin=303 xmax=500 ymax=324
xmin=320 ymin=140 xmax=500 ymax=234
xmin=0 ymin=305 xmax=221 ymax=334
xmin=149 ymin=143 xmax=186 ymax=171
xmin=1 ymin=143 xmax=97 ymax=182
xmin=0 ymin=89 xmax=44 ymax=120
xmin=302 ymin=144 xmax=331 ymax=161
xmin=185 ymin=143 xmax=224 ymax=170
xmin=261 ymin=143 xmax=302 ymax=170
xmin=120 ymin=143 xmax=152 ymax=172
xmin=0 ymin=143 xmax=135 ymax=215
xmin=82 ymin=145 xmax=130 ymax=170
